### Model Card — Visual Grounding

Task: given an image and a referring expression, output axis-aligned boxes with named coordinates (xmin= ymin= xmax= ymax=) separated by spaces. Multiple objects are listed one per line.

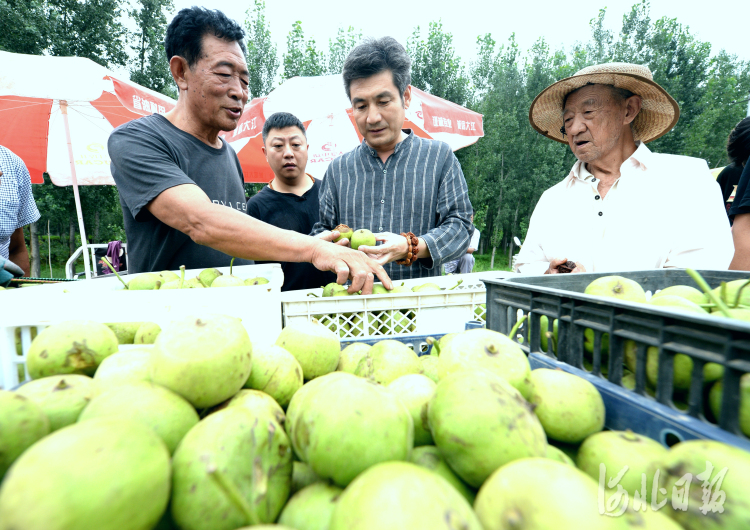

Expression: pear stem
xmin=229 ymin=257 xmax=235 ymax=276
xmin=426 ymin=336 xmax=441 ymax=356
xmin=731 ymin=279 xmax=750 ymax=308
xmin=448 ymin=279 xmax=464 ymax=291
xmin=178 ymin=265 xmax=185 ymax=289
xmin=686 ymin=269 xmax=731 ymax=318
xmin=509 ymin=315 xmax=527 ymax=341
xmin=206 ymin=464 xmax=260 ymax=526
xmin=101 ymin=257 xmax=128 ymax=289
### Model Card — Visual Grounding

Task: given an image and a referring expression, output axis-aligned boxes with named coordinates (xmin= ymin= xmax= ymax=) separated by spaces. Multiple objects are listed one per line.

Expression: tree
xmin=47 ymin=0 xmax=129 ymax=68
xmin=327 ymin=26 xmax=361 ymax=75
xmin=245 ymin=0 xmax=279 ymax=97
xmin=408 ymin=21 xmax=470 ymax=105
xmin=283 ymin=21 xmax=326 ymax=79
xmin=0 ymin=0 xmax=48 ymax=54
xmin=129 ymin=0 xmax=175 ymax=98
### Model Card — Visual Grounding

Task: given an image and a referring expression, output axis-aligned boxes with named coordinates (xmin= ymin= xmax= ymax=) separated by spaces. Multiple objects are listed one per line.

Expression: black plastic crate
xmin=483 ymin=270 xmax=750 ymax=448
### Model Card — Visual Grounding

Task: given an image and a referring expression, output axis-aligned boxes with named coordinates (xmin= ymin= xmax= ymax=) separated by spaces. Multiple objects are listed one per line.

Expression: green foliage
xmin=407 ymin=21 xmax=470 ymax=106
xmin=245 ymin=0 xmax=279 ymax=97
xmin=129 ymin=0 xmax=176 ymax=98
xmin=0 ymin=0 xmax=48 ymax=54
xmin=283 ymin=21 xmax=325 ymax=79
xmin=328 ymin=26 xmax=361 ymax=75
xmin=47 ymin=0 xmax=128 ymax=68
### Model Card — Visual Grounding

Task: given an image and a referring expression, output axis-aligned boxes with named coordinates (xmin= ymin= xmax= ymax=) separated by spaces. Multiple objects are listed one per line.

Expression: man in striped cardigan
xmin=312 ymin=37 xmax=474 ymax=281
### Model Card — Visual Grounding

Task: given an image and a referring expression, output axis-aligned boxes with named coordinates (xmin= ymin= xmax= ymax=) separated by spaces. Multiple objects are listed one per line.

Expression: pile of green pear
xmin=106 ymin=259 xmax=269 ymax=291
xmin=533 ymin=271 xmax=750 ymax=438
xmin=3 ymin=318 xmax=746 ymax=530
xmin=312 ymin=279 xmax=472 ymax=339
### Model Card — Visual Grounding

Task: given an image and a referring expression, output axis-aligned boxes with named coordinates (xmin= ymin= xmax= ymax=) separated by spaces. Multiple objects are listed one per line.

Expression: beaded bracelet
xmin=396 ymin=232 xmax=419 ymax=266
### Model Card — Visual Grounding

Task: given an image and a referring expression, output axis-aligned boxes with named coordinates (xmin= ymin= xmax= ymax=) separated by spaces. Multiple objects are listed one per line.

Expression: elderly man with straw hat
xmin=514 ymin=63 xmax=733 ymax=275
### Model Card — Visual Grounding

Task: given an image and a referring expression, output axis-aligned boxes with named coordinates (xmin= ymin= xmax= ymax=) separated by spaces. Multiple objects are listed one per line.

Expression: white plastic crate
xmin=0 ymin=264 xmax=284 ymax=389
xmin=281 ymin=271 xmax=513 ymax=339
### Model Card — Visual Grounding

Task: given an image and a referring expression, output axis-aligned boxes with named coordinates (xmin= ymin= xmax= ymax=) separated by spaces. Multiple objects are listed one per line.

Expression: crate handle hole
xmin=661 ymin=430 xmax=684 ymax=447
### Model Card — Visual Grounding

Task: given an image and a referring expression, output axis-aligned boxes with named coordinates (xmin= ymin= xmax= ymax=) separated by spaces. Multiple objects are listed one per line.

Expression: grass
xmin=474 ymin=252 xmax=513 ymax=273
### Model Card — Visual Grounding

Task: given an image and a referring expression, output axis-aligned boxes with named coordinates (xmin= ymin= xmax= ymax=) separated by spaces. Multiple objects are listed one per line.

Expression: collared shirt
xmin=0 ymin=146 xmax=40 ymax=259
xmin=312 ymin=131 xmax=473 ymax=280
xmin=515 ymin=142 xmax=734 ymax=275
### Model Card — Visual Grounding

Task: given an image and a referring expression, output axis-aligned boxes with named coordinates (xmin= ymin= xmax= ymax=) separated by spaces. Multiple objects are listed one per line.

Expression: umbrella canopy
xmin=221 ymin=74 xmax=484 ymax=182
xmin=0 ymin=51 xmax=176 ymax=185
xmin=0 ymin=50 xmax=176 ymax=278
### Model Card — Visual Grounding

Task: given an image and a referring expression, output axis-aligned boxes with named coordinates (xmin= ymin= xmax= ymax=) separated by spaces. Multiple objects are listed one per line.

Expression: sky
xmin=170 ymin=0 xmax=749 ymax=65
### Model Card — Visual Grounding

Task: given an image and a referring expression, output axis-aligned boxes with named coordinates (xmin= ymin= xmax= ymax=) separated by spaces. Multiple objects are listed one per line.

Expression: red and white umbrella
xmin=221 ymin=74 xmax=484 ymax=182
xmin=0 ymin=51 xmax=176 ymax=277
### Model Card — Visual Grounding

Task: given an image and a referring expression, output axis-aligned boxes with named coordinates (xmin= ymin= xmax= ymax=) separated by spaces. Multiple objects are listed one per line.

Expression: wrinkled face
xmin=562 ymin=84 xmax=630 ymax=163
xmin=262 ymin=126 xmax=308 ymax=181
xmin=184 ymin=34 xmax=249 ymax=134
xmin=350 ymin=70 xmax=411 ymax=154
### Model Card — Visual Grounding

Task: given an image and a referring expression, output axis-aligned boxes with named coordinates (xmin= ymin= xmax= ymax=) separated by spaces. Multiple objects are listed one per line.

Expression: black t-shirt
xmin=109 ymin=114 xmax=252 ymax=273
xmin=728 ymin=163 xmax=750 ymax=223
xmin=246 ymin=179 xmax=335 ymax=291
xmin=716 ymin=163 xmax=744 ymax=215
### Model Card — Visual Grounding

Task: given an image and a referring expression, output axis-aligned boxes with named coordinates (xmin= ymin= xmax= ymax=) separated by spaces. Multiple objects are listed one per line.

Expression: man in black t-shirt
xmin=107 ymin=7 xmax=390 ymax=293
xmin=247 ymin=113 xmax=336 ymax=291
xmin=726 ymin=117 xmax=750 ymax=269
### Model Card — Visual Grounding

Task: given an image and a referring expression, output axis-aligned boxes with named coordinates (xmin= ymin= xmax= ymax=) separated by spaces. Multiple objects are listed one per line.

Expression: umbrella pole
xmin=60 ymin=100 xmax=92 ymax=280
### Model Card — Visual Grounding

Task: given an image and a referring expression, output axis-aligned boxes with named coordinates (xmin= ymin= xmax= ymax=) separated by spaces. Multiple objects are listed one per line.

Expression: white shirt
xmin=515 ymin=143 xmax=734 ymax=275
xmin=469 ymin=228 xmax=480 ymax=250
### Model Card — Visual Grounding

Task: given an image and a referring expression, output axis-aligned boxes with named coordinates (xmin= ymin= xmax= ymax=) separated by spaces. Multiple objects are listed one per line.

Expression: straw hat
xmin=529 ymin=62 xmax=679 ymax=144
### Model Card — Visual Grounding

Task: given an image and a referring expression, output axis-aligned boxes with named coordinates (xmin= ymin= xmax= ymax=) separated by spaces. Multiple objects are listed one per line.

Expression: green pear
xmin=338 ymin=343 xmax=371 ymax=374
xmin=350 ymin=229 xmax=376 ymax=250
xmin=380 ymin=309 xmax=414 ymax=334
xmin=710 ymin=279 xmax=750 ymax=308
xmin=243 ymin=344 xmax=303 ymax=409
xmin=354 ymin=340 xmax=422 ymax=385
xmin=134 ymin=322 xmax=161 ymax=345
xmin=528 ymin=368 xmax=605 ymax=443
xmin=333 ymin=224 xmax=354 ymax=242
xmin=649 ymin=295 xmax=707 ymax=314
xmin=412 ymin=282 xmax=441 ymax=293
xmin=474 ymin=459 xmax=621 ymax=530
xmin=78 ymin=382 xmax=199 ymax=454
xmin=198 ymin=267 xmax=222 ymax=287
xmin=708 ymin=374 xmax=750 ymax=437
xmin=371 ymin=284 xmax=389 ymax=295
xmin=127 ymin=273 xmax=162 ymax=290
xmin=419 ymin=355 xmax=438 ymax=383
xmin=212 ymin=258 xmax=247 ymax=288
xmin=624 ymin=340 xmax=723 ymax=390
xmin=408 ymin=445 xmax=476 ymax=504
xmin=545 ymin=445 xmax=576 ymax=467
xmin=387 ymin=373 xmax=436 ymax=446
xmin=15 ymin=374 xmax=95 ymax=432
xmin=93 ymin=348 xmax=153 ymax=390
xmin=577 ymin=430 xmax=668 ymax=501
xmin=584 ymin=275 xmax=647 ymax=303
xmin=157 ymin=270 xmax=179 ymax=283
xmin=278 ymin=482 xmax=343 ymax=530
xmin=652 ymin=285 xmax=708 ymax=305
xmin=276 ymin=320 xmax=340 ymax=380
xmin=149 ymin=315 xmax=253 ymax=408
xmin=0 ymin=391 xmax=50 ymax=477
xmin=0 ymin=417 xmax=171 ymax=530
xmin=437 ymin=329 xmax=532 ymax=398
xmin=105 ymin=322 xmax=144 ymax=345
xmin=244 ymin=277 xmax=269 ymax=286
xmin=323 ymin=282 xmax=348 ymax=297
xmin=291 ymin=461 xmax=322 ymax=495
xmin=26 ymin=320 xmax=119 ymax=379
xmin=390 ymin=283 xmax=411 ymax=294
xmin=184 ymin=277 xmax=205 ymax=288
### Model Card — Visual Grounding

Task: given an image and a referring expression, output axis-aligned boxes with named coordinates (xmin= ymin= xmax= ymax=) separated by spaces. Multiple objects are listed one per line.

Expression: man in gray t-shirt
xmin=110 ymin=114 xmax=252 ymax=273
xmin=107 ymin=7 xmax=389 ymax=293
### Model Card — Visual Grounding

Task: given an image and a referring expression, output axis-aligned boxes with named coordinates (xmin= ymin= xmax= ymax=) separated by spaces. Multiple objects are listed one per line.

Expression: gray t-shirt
xmin=109 ymin=114 xmax=252 ymax=273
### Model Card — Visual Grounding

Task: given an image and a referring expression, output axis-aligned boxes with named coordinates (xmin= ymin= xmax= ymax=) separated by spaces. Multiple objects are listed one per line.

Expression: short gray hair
xmin=342 ymin=37 xmax=411 ymax=101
